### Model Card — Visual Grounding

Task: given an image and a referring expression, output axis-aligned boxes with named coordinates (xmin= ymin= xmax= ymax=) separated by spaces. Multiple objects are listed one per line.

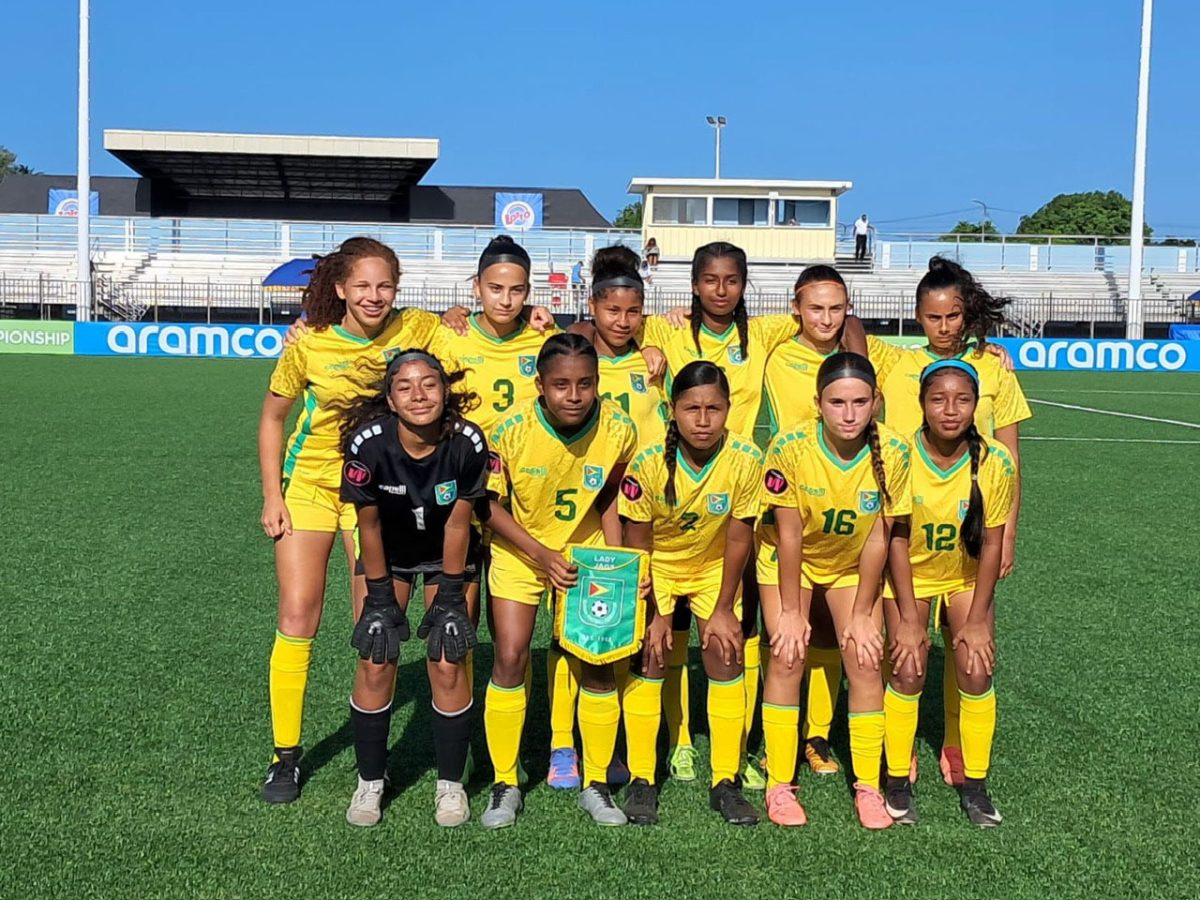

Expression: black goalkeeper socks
xmin=432 ymin=701 xmax=474 ymax=782
xmin=350 ymin=701 xmax=393 ymax=781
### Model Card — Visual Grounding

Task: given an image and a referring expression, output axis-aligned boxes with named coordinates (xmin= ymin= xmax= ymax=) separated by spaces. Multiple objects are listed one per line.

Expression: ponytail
xmin=917 ymin=256 xmax=1010 ymax=353
xmin=960 ymin=425 xmax=986 ymax=559
xmin=863 ymin=420 xmax=891 ymax=510
xmin=663 ymin=420 xmax=681 ymax=507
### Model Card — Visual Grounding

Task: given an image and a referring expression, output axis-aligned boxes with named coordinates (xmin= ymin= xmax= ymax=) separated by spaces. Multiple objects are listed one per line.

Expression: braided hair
xmin=816 ymin=351 xmax=890 ymax=508
xmin=689 ymin=241 xmax=749 ymax=361
xmin=663 ymin=361 xmax=730 ymax=507
xmin=917 ymin=256 xmax=1011 ymax=354
xmin=918 ymin=360 xmax=987 ymax=559
xmin=301 ymin=237 xmax=400 ymax=330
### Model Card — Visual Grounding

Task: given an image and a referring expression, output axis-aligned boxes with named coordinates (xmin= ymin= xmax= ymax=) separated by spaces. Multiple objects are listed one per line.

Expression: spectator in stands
xmin=571 ymin=259 xmax=585 ymax=304
xmin=644 ymin=237 xmax=660 ymax=270
xmin=640 ymin=258 xmax=654 ymax=286
xmin=854 ymin=215 xmax=871 ymax=262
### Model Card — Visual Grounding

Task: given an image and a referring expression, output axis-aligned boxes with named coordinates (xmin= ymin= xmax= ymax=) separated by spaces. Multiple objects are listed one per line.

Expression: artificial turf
xmin=1 ymin=357 xmax=1196 ymax=899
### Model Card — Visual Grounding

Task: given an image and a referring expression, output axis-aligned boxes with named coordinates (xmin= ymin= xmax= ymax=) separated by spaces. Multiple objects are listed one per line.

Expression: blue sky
xmin=6 ymin=1 xmax=1197 ymax=235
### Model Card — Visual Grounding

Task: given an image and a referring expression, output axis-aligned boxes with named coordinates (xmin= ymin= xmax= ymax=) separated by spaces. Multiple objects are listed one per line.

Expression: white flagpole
xmin=77 ymin=0 xmax=92 ymax=322
xmin=1126 ymin=0 xmax=1153 ymax=340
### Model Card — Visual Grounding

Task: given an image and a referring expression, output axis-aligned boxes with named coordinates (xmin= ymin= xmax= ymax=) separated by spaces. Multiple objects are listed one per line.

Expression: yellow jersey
xmin=902 ymin=432 xmax=1016 ymax=596
xmin=762 ymin=421 xmax=912 ymax=584
xmin=488 ymin=398 xmax=638 ymax=566
xmin=599 ymin=350 xmax=668 ymax=445
xmin=619 ymin=432 xmax=763 ymax=578
xmin=641 ymin=314 xmax=797 ymax=438
xmin=269 ymin=309 xmax=441 ymax=488
xmin=872 ymin=341 xmax=1032 ymax=439
xmin=430 ymin=313 xmax=560 ymax=435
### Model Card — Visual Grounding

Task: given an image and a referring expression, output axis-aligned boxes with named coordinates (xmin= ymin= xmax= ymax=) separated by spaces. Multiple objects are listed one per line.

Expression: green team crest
xmin=554 ymin=545 xmax=648 ymax=665
xmin=583 ymin=465 xmax=605 ymax=491
xmin=518 ymin=355 xmax=537 ymax=377
xmin=958 ymin=499 xmax=970 ymax=520
xmin=859 ymin=490 xmax=881 ymax=514
xmin=435 ymin=480 xmax=458 ymax=505
xmin=727 ymin=345 xmax=745 ymax=365
xmin=707 ymin=493 xmax=730 ymax=515
xmin=630 ymin=373 xmax=648 ymax=393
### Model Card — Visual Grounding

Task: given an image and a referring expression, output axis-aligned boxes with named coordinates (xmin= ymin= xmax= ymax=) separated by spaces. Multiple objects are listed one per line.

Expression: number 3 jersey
xmin=618 ymin=433 xmax=763 ymax=579
xmin=339 ymin=415 xmax=490 ymax=571
xmin=761 ymin=420 xmax=912 ymax=585
xmin=903 ymin=433 xmax=1015 ymax=596
xmin=487 ymin=398 xmax=638 ymax=566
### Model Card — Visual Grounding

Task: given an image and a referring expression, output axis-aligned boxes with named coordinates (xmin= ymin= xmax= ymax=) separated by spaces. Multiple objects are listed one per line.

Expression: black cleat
xmin=960 ymin=778 xmax=1002 ymax=828
xmin=709 ymin=778 xmax=759 ymax=826
xmin=884 ymin=776 xmax=919 ymax=825
xmin=261 ymin=746 xmax=303 ymax=804
xmin=623 ymin=778 xmax=659 ymax=826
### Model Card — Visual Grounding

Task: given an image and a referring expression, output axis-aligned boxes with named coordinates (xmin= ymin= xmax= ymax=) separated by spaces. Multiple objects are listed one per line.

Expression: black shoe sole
xmin=626 ymin=812 xmax=659 ymax=826
xmin=261 ymin=786 xmax=300 ymax=804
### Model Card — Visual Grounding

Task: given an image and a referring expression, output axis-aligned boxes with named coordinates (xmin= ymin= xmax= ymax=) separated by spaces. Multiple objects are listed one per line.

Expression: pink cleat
xmin=939 ymin=747 xmax=965 ymax=788
xmin=765 ymin=785 xmax=808 ymax=827
xmin=853 ymin=782 xmax=894 ymax=830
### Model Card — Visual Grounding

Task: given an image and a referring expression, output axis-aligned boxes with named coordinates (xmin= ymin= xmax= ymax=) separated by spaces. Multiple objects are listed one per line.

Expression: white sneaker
xmin=345 ymin=777 xmax=385 ymax=827
xmin=434 ymin=779 xmax=471 ymax=827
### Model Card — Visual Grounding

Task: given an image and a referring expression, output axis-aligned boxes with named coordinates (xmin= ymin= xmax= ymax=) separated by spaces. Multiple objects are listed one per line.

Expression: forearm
xmin=997 ymin=426 xmax=1022 ymax=540
xmin=356 ymin=506 xmax=389 ymax=581
xmin=716 ymin=521 xmax=754 ymax=612
xmin=777 ymin=512 xmax=804 ymax=616
xmin=442 ymin=503 xmax=473 ymax=576
xmin=967 ymin=531 xmax=1004 ymax=624
xmin=887 ymin=522 xmax=921 ymax=622
xmin=850 ymin=523 xmax=890 ymax=617
xmin=842 ymin=314 xmax=868 ymax=356
xmin=257 ymin=404 xmax=289 ymax=500
xmin=487 ymin=499 xmax=547 ymax=559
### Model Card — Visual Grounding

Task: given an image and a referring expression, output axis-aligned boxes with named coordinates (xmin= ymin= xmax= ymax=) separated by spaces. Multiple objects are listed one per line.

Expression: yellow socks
xmin=762 ymin=703 xmax=800 ymax=789
xmin=547 ymin=643 xmax=580 ymax=749
xmin=269 ymin=631 xmax=313 ymax=752
xmin=622 ymin=675 xmax=663 ymax=784
xmin=578 ymin=688 xmax=620 ymax=786
xmin=741 ymin=635 xmax=762 ymax=755
xmin=804 ymin=647 xmax=841 ymax=741
xmin=707 ymin=675 xmax=746 ymax=786
xmin=959 ymin=688 xmax=997 ymax=780
xmin=848 ymin=710 xmax=885 ymax=789
xmin=942 ymin=650 xmax=962 ymax=750
xmin=883 ymin=686 xmax=921 ymax=779
xmin=664 ymin=631 xmax=692 ymax=749
xmin=485 ymin=680 xmax=527 ymax=785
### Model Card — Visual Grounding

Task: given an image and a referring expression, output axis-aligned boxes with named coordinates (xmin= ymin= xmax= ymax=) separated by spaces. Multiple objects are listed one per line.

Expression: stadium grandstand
xmin=0 ymin=129 xmax=1196 ymax=336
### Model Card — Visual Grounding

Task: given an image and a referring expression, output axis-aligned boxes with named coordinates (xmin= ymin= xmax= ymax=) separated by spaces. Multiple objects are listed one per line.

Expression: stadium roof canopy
xmin=627 ymin=177 xmax=853 ymax=195
xmin=104 ymin=130 xmax=440 ymax=202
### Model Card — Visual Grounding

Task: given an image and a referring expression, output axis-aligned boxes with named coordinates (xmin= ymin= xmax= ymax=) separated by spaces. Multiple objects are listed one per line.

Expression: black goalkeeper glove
xmin=351 ymin=575 xmax=408 ymax=664
xmin=417 ymin=574 xmax=477 ymax=664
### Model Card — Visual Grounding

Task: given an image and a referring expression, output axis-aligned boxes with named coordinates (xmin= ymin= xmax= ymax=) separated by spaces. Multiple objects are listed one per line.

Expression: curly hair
xmin=335 ymin=349 xmax=480 ymax=454
xmin=917 ymin=256 xmax=1011 ymax=354
xmin=302 ymin=237 xmax=401 ymax=330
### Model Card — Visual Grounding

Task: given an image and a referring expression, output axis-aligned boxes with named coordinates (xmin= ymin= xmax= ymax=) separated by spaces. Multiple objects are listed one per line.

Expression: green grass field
xmin=2 ymin=357 xmax=1197 ymax=899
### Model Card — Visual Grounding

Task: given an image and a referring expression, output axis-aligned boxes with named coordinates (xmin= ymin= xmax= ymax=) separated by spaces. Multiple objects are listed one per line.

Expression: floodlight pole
xmin=971 ymin=199 xmax=989 ymax=243
xmin=706 ymin=116 xmax=726 ymax=179
xmin=77 ymin=0 xmax=91 ymax=322
xmin=1126 ymin=0 xmax=1153 ymax=340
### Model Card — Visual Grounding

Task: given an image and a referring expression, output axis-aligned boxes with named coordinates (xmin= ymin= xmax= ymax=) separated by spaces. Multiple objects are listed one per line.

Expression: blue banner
xmin=74 ymin=322 xmax=288 ymax=359
xmin=992 ymin=337 xmax=1200 ymax=372
xmin=1168 ymin=325 xmax=1200 ymax=341
xmin=494 ymin=192 xmax=543 ymax=232
xmin=48 ymin=189 xmax=100 ymax=217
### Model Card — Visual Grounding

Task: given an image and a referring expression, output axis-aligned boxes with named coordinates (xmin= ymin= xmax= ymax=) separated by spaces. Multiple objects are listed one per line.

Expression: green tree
xmin=940 ymin=220 xmax=1000 ymax=242
xmin=613 ymin=200 xmax=642 ymax=229
xmin=1016 ymin=191 xmax=1151 ymax=244
xmin=0 ymin=146 xmax=38 ymax=178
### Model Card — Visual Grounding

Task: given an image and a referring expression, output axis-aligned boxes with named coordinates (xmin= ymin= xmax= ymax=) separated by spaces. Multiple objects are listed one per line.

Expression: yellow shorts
xmin=284 ymin=478 xmax=357 ymax=533
xmin=801 ymin=568 xmax=861 ymax=592
xmin=653 ymin=564 xmax=743 ymax=622
xmin=756 ymin=537 xmax=780 ymax=586
xmin=487 ymin=544 xmax=550 ymax=608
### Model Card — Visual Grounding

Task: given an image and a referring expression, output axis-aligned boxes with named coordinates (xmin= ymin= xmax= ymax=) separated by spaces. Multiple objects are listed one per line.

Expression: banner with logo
xmin=0 ymin=321 xmax=75 ymax=354
xmin=48 ymin=189 xmax=100 ymax=217
xmin=992 ymin=337 xmax=1200 ymax=372
xmin=494 ymin=192 xmax=543 ymax=232
xmin=74 ymin=322 xmax=288 ymax=359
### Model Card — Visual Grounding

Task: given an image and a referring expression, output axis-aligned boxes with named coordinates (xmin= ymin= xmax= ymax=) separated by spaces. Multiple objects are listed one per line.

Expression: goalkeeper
xmin=337 ymin=349 xmax=490 ymax=829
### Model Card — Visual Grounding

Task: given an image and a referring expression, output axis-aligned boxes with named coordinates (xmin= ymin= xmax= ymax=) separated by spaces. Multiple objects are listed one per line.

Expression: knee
xmin=957 ymin=669 xmax=992 ymax=697
xmin=492 ymin=643 xmax=528 ymax=685
xmin=701 ymin=645 xmax=742 ymax=683
xmin=429 ymin=659 xmax=464 ymax=694
xmin=889 ymin=668 xmax=926 ymax=697
xmin=766 ymin=656 xmax=805 ymax=692
xmin=356 ymin=661 xmax=396 ymax=698
xmin=580 ymin=663 xmax=615 ymax=693
xmin=277 ymin=601 xmax=320 ymax=639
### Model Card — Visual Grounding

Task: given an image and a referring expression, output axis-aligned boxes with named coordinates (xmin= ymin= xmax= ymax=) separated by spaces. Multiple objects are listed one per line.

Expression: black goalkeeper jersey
xmin=340 ymin=415 xmax=489 ymax=571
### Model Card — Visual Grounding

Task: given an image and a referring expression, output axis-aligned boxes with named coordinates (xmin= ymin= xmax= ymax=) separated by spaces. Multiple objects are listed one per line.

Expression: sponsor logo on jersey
xmin=706 ymin=493 xmax=730 ymax=515
xmin=435 ymin=480 xmax=458 ymax=505
xmin=518 ymin=355 xmax=537 ymax=377
xmin=800 ymin=485 xmax=826 ymax=497
xmin=379 ymin=484 xmax=407 ymax=495
xmin=343 ymin=460 xmax=372 ymax=487
xmin=325 ymin=360 xmax=351 ymax=373
xmin=620 ymin=475 xmax=643 ymax=501
xmin=859 ymin=490 xmax=881 ymax=513
xmin=461 ymin=355 xmax=485 ymax=364
xmin=487 ymin=451 xmax=503 ymax=474
xmin=958 ymin=499 xmax=970 ymax=520
xmin=520 ymin=465 xmax=549 ymax=477
xmin=583 ymin=465 xmax=605 ymax=491
xmin=764 ymin=469 xmax=789 ymax=495
xmin=727 ymin=345 xmax=745 ymax=365
xmin=630 ymin=373 xmax=647 ymax=393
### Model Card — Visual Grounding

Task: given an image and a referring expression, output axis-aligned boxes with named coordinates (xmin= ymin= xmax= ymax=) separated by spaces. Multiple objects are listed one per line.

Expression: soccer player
xmin=257 ymin=238 xmax=442 ymax=803
xmin=619 ymin=361 xmax=764 ymax=826
xmin=337 ymin=350 xmax=490 ymax=828
xmin=481 ymin=334 xmax=639 ymax=828
xmin=760 ymin=352 xmax=912 ymax=829
xmin=871 ymin=256 xmax=1030 ymax=786
xmin=759 ymin=264 xmax=888 ymax=779
xmin=881 ymin=358 xmax=1015 ymax=827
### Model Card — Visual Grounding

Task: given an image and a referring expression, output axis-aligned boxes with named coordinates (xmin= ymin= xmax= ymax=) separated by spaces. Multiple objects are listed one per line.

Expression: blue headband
xmin=920 ymin=358 xmax=979 ymax=385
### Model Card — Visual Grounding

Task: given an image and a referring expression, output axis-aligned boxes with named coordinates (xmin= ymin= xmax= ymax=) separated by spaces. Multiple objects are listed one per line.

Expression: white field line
xmin=1028 ymin=398 xmax=1200 ymax=430
xmin=1031 ymin=389 xmax=1200 ymax=396
xmin=1026 ymin=436 xmax=1200 ymax=445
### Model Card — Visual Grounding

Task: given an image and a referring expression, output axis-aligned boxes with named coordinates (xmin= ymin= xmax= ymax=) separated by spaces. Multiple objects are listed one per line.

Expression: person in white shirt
xmin=854 ymin=214 xmax=870 ymax=262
